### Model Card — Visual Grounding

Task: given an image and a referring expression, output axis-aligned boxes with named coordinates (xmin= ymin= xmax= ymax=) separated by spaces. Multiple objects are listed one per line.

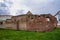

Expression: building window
xmin=38 ymin=16 xmax=40 ymax=17
xmin=46 ymin=18 xmax=50 ymax=21
xmin=0 ymin=22 xmax=3 ymax=25
xmin=59 ymin=19 xmax=60 ymax=21
xmin=30 ymin=16 xmax=34 ymax=21
xmin=31 ymin=17 xmax=33 ymax=19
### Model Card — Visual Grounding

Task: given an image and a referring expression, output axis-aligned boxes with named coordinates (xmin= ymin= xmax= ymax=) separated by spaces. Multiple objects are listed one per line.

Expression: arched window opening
xmin=46 ymin=18 xmax=50 ymax=21
xmin=0 ymin=21 xmax=3 ymax=25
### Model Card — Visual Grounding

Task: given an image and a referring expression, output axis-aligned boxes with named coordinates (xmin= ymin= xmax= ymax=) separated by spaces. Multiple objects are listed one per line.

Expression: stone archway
xmin=16 ymin=20 xmax=20 ymax=30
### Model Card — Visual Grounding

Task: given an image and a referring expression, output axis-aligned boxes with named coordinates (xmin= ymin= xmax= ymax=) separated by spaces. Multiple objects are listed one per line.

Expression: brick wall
xmin=0 ymin=12 xmax=57 ymax=32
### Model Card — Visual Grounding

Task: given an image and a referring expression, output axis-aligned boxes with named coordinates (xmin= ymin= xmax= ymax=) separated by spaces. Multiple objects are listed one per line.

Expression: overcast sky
xmin=0 ymin=0 xmax=60 ymax=16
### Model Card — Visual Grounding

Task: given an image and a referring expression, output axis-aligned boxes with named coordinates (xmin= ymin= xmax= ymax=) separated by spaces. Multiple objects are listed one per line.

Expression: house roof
xmin=54 ymin=11 xmax=60 ymax=16
xmin=0 ymin=15 xmax=12 ymax=17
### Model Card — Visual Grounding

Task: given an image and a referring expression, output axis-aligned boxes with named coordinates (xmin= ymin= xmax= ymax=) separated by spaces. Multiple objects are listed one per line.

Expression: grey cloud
xmin=0 ymin=2 xmax=7 ymax=7
xmin=17 ymin=10 xmax=24 ymax=13
xmin=22 ymin=0 xmax=60 ymax=15
xmin=0 ymin=2 xmax=10 ymax=15
xmin=0 ymin=0 xmax=13 ymax=15
xmin=0 ymin=0 xmax=60 ymax=15
xmin=0 ymin=8 xmax=9 ymax=15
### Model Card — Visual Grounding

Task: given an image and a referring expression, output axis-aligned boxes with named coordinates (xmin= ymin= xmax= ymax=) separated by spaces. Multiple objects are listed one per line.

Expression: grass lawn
xmin=0 ymin=28 xmax=60 ymax=40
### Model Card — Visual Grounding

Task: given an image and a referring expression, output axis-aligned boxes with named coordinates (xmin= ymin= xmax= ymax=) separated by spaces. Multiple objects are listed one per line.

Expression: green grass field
xmin=0 ymin=28 xmax=60 ymax=40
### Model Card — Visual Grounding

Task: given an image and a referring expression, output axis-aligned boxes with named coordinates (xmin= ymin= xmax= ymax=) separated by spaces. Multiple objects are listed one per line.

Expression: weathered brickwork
xmin=26 ymin=13 xmax=57 ymax=32
xmin=0 ymin=11 xmax=57 ymax=32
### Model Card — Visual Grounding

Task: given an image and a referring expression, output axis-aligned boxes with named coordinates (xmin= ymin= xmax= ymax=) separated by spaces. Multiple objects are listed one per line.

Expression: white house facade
xmin=0 ymin=15 xmax=12 ymax=21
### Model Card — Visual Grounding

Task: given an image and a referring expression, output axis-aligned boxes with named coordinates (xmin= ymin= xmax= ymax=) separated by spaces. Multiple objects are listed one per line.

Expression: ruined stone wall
xmin=11 ymin=15 xmax=27 ymax=30
xmin=26 ymin=14 xmax=57 ymax=32
xmin=0 ymin=13 xmax=57 ymax=32
xmin=0 ymin=20 xmax=17 ymax=30
xmin=18 ymin=15 xmax=27 ymax=30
